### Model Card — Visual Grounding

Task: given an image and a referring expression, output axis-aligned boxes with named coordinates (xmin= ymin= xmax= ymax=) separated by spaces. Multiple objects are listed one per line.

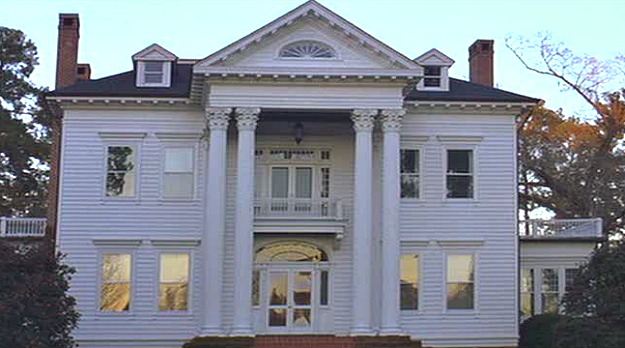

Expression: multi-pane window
xmin=320 ymin=168 xmax=330 ymax=198
xmin=446 ymin=149 xmax=474 ymax=198
xmin=423 ymin=66 xmax=442 ymax=87
xmin=320 ymin=270 xmax=329 ymax=306
xmin=541 ymin=269 xmax=559 ymax=314
xmin=106 ymin=146 xmax=136 ymax=197
xmin=159 ymin=253 xmax=190 ymax=311
xmin=163 ymin=147 xmax=194 ymax=198
xmin=565 ymin=268 xmax=577 ymax=292
xmin=252 ymin=269 xmax=260 ymax=306
xmin=143 ymin=61 xmax=165 ymax=84
xmin=101 ymin=253 xmax=132 ymax=311
xmin=400 ymin=254 xmax=420 ymax=310
xmin=447 ymin=254 xmax=475 ymax=310
xmin=400 ymin=149 xmax=420 ymax=199
xmin=520 ymin=269 xmax=534 ymax=318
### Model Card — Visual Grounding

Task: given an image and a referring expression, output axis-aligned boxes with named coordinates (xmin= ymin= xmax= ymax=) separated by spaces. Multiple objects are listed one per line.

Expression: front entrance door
xmin=267 ymin=268 xmax=314 ymax=332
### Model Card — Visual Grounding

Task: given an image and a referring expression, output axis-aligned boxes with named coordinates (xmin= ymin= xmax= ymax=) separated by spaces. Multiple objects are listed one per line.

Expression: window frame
xmin=161 ymin=144 xmax=197 ymax=200
xmin=520 ymin=268 xmax=535 ymax=320
xmin=400 ymin=147 xmax=423 ymax=200
xmin=102 ymin=142 xmax=141 ymax=200
xmin=268 ymin=165 xmax=318 ymax=200
xmin=156 ymin=251 xmax=193 ymax=313
xmin=277 ymin=40 xmax=339 ymax=60
xmin=423 ymin=66 xmax=442 ymax=88
xmin=97 ymin=249 xmax=137 ymax=315
xmin=136 ymin=60 xmax=172 ymax=87
xmin=399 ymin=253 xmax=422 ymax=312
xmin=443 ymin=145 xmax=478 ymax=201
xmin=444 ymin=252 xmax=477 ymax=313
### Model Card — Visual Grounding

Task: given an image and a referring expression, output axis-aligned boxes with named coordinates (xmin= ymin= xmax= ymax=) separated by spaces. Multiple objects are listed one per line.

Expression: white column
xmin=350 ymin=109 xmax=376 ymax=335
xmin=379 ymin=108 xmax=405 ymax=335
xmin=231 ymin=107 xmax=260 ymax=336
xmin=201 ymin=107 xmax=231 ymax=336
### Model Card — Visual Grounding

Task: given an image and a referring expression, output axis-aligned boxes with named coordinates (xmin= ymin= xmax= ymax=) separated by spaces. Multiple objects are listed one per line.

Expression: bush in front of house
xmin=518 ymin=313 xmax=564 ymax=348
xmin=0 ymin=240 xmax=80 ymax=348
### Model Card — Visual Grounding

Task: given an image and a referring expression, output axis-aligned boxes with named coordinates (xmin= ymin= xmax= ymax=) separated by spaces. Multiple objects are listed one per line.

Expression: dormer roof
xmin=132 ymin=43 xmax=178 ymax=61
xmin=414 ymin=48 xmax=455 ymax=67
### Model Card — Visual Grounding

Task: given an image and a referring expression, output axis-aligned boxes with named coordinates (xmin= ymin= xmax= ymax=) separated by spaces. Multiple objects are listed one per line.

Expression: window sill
xmin=442 ymin=198 xmax=479 ymax=205
xmin=158 ymin=198 xmax=201 ymax=205
xmin=442 ymin=309 xmax=479 ymax=317
xmin=101 ymin=197 xmax=140 ymax=205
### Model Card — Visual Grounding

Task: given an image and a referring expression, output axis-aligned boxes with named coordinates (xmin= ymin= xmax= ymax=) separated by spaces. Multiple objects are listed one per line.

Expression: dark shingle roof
xmin=405 ymin=78 xmax=539 ymax=103
xmin=48 ymin=63 xmax=193 ymax=98
xmin=49 ymin=66 xmax=538 ymax=104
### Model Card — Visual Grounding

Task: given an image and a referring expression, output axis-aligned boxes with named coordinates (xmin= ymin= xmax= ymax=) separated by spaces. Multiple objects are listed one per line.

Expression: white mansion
xmin=1 ymin=1 xmax=602 ymax=348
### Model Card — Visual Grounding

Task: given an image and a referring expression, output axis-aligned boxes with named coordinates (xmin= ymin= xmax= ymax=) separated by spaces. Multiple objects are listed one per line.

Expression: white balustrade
xmin=254 ymin=198 xmax=343 ymax=220
xmin=0 ymin=217 xmax=47 ymax=237
xmin=519 ymin=218 xmax=602 ymax=239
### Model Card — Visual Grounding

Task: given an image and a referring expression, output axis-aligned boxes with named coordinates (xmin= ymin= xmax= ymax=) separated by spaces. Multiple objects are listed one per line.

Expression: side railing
xmin=254 ymin=198 xmax=343 ymax=220
xmin=519 ymin=218 xmax=603 ymax=240
xmin=0 ymin=217 xmax=47 ymax=237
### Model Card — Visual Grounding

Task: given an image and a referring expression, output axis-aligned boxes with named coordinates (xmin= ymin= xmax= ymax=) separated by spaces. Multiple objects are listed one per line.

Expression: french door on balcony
xmin=270 ymin=166 xmax=313 ymax=213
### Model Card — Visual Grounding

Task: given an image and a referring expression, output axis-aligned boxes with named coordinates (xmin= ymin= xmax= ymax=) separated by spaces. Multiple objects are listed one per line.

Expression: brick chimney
xmin=468 ymin=39 xmax=494 ymax=87
xmin=77 ymin=63 xmax=91 ymax=80
xmin=55 ymin=14 xmax=80 ymax=88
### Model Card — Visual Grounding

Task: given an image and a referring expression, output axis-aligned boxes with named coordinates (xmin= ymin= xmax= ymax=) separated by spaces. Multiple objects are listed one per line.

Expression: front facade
xmin=45 ymin=2 xmax=553 ymax=347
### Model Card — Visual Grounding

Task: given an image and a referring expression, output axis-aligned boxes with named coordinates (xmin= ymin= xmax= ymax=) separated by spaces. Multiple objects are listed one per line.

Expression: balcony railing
xmin=519 ymin=218 xmax=603 ymax=240
xmin=254 ymin=198 xmax=344 ymax=220
xmin=0 ymin=217 xmax=47 ymax=237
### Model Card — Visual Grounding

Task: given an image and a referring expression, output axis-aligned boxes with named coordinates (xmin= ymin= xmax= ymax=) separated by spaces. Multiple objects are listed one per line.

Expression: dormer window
xmin=423 ymin=66 xmax=442 ymax=87
xmin=132 ymin=43 xmax=178 ymax=88
xmin=279 ymin=40 xmax=336 ymax=59
xmin=414 ymin=48 xmax=455 ymax=92
xmin=137 ymin=61 xmax=171 ymax=87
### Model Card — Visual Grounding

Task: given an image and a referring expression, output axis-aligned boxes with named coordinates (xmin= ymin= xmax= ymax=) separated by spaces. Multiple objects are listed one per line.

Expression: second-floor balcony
xmin=254 ymin=198 xmax=344 ymax=220
xmin=519 ymin=218 xmax=603 ymax=241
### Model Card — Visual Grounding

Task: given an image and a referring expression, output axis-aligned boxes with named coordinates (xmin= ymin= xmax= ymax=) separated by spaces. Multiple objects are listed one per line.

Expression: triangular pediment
xmin=194 ymin=0 xmax=421 ymax=76
xmin=414 ymin=48 xmax=454 ymax=67
xmin=132 ymin=43 xmax=177 ymax=61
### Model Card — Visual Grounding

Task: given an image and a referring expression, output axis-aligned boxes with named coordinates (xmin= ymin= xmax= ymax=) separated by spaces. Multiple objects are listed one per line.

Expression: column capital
xmin=380 ymin=108 xmax=405 ymax=133
xmin=351 ymin=109 xmax=377 ymax=133
xmin=205 ymin=107 xmax=232 ymax=131
xmin=235 ymin=107 xmax=260 ymax=131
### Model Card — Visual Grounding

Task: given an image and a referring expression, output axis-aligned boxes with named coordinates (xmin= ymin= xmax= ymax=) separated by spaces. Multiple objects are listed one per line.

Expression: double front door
xmin=266 ymin=268 xmax=315 ymax=332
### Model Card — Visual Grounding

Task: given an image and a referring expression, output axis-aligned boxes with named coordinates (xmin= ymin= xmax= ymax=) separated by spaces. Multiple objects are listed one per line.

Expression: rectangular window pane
xmin=159 ymin=253 xmax=189 ymax=311
xmin=320 ymin=271 xmax=329 ymax=306
xmin=293 ymin=271 xmax=312 ymax=306
xmin=447 ymin=254 xmax=474 ymax=310
xmin=521 ymin=269 xmax=534 ymax=318
xmin=565 ymin=268 xmax=576 ymax=292
xmin=144 ymin=72 xmax=163 ymax=84
xmin=447 ymin=150 xmax=472 ymax=174
xmin=101 ymin=253 xmax=131 ymax=311
xmin=446 ymin=175 xmax=473 ymax=198
xmin=424 ymin=66 xmax=441 ymax=76
xmin=164 ymin=147 xmax=194 ymax=172
xmin=400 ymin=149 xmax=419 ymax=174
xmin=271 ymin=168 xmax=289 ymax=198
xmin=163 ymin=173 xmax=194 ymax=198
xmin=269 ymin=272 xmax=288 ymax=305
xmin=269 ymin=309 xmax=286 ymax=327
xmin=541 ymin=268 xmax=559 ymax=314
xmin=144 ymin=61 xmax=164 ymax=72
xmin=295 ymin=167 xmax=312 ymax=198
xmin=320 ymin=168 xmax=330 ymax=198
xmin=424 ymin=77 xmax=441 ymax=87
xmin=400 ymin=254 xmax=419 ymax=310
xmin=401 ymin=175 xmax=419 ymax=199
xmin=106 ymin=146 xmax=135 ymax=197
xmin=252 ymin=270 xmax=260 ymax=306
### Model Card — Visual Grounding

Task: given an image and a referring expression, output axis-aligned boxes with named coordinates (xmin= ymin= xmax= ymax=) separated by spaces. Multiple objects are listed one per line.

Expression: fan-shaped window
xmin=279 ymin=41 xmax=336 ymax=59
xmin=256 ymin=242 xmax=329 ymax=262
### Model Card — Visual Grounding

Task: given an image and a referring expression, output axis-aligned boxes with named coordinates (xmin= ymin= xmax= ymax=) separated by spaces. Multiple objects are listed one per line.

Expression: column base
xmin=378 ymin=326 xmax=407 ymax=336
xmin=350 ymin=327 xmax=376 ymax=336
xmin=230 ymin=327 xmax=255 ymax=337
xmin=198 ymin=327 xmax=226 ymax=337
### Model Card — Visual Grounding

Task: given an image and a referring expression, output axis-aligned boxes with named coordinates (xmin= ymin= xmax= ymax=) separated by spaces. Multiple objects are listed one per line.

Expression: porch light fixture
xmin=294 ymin=122 xmax=304 ymax=144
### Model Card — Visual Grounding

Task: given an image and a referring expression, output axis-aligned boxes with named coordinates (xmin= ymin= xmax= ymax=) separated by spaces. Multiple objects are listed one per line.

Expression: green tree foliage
xmin=552 ymin=242 xmax=625 ymax=348
xmin=0 ymin=241 xmax=79 ymax=347
xmin=518 ymin=314 xmax=564 ymax=348
xmin=1 ymin=27 xmax=51 ymax=217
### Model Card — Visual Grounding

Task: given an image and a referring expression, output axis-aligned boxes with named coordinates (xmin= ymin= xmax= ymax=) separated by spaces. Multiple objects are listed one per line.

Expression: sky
xmin=1 ymin=0 xmax=623 ymax=116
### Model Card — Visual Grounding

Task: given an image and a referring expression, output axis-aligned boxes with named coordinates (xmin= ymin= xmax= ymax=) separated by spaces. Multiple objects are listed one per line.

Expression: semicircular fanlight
xmin=279 ymin=41 xmax=336 ymax=59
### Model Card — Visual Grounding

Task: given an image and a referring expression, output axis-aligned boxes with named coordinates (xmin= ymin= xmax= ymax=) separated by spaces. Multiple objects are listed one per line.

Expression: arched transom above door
xmin=256 ymin=241 xmax=329 ymax=263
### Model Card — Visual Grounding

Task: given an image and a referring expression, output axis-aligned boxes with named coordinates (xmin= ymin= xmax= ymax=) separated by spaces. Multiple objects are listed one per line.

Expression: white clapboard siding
xmin=59 ymin=108 xmax=205 ymax=343
xmin=396 ymin=112 xmax=518 ymax=347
